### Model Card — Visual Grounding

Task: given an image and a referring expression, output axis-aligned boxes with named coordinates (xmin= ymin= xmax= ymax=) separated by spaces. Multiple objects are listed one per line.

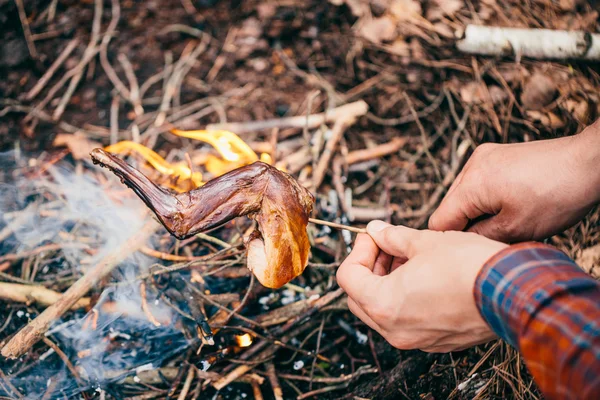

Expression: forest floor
xmin=0 ymin=0 xmax=599 ymax=399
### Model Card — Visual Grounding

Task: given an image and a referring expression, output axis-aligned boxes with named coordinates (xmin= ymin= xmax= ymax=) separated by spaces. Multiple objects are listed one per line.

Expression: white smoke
xmin=0 ymin=152 xmax=189 ymax=399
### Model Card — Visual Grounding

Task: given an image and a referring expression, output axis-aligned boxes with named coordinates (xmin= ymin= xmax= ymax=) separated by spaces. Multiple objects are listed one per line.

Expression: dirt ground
xmin=1 ymin=0 xmax=599 ymax=399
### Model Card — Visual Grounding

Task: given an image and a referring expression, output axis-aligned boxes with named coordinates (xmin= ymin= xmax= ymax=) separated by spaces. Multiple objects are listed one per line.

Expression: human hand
xmin=336 ymin=221 xmax=507 ymax=352
xmin=429 ymin=120 xmax=600 ymax=243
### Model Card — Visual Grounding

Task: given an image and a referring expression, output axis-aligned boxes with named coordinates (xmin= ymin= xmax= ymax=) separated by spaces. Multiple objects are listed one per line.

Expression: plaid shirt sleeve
xmin=474 ymin=242 xmax=600 ymax=400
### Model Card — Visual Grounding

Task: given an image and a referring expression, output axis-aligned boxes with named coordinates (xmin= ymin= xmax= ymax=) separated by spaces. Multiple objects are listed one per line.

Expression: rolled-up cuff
xmin=474 ymin=242 xmax=578 ymax=348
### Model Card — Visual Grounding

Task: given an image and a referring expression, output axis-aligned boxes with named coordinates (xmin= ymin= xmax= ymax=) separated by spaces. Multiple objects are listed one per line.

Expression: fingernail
xmin=367 ymin=220 xmax=390 ymax=234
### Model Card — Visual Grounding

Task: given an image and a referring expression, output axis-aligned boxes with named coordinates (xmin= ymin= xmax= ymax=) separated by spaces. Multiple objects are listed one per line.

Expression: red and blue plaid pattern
xmin=475 ymin=242 xmax=600 ymax=400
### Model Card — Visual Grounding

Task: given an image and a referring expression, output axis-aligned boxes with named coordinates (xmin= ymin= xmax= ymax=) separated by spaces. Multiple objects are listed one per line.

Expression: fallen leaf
xmin=389 ymin=0 xmax=422 ymax=22
xmin=386 ymin=38 xmax=410 ymax=56
xmin=521 ymin=72 xmax=557 ymax=110
xmin=557 ymin=0 xmax=586 ymax=12
xmin=564 ymin=99 xmax=589 ymax=123
xmin=488 ymin=86 xmax=508 ymax=104
xmin=409 ymin=37 xmax=425 ymax=59
xmin=257 ymin=3 xmax=276 ymax=19
xmin=238 ymin=17 xmax=262 ymax=39
xmin=496 ymin=65 xmax=530 ymax=85
xmin=370 ymin=0 xmax=391 ymax=16
xmin=53 ymin=133 xmax=102 ymax=160
xmin=460 ymin=82 xmax=485 ymax=104
xmin=552 ymin=10 xmax=598 ymax=31
xmin=459 ymin=82 xmax=507 ymax=105
xmin=360 ymin=16 xmax=398 ymax=44
xmin=576 ymin=244 xmax=600 ymax=279
xmin=432 ymin=21 xmax=455 ymax=39
xmin=426 ymin=0 xmax=462 ymax=21
xmin=477 ymin=0 xmax=497 ymax=21
xmin=329 ymin=0 xmax=368 ymax=17
xmin=346 ymin=0 xmax=370 ymax=16
xmin=526 ymin=110 xmax=565 ymax=129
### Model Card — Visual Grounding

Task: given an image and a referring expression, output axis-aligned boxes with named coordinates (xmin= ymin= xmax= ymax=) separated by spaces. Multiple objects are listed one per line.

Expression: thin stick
xmin=403 ymin=92 xmax=442 ymax=183
xmin=15 ymin=0 xmax=37 ymax=59
xmin=278 ymin=365 xmax=378 ymax=384
xmin=140 ymin=281 xmax=161 ymax=327
xmin=110 ymin=94 xmax=120 ymax=144
xmin=42 ymin=337 xmax=84 ymax=386
xmin=176 ymin=367 xmax=195 ymax=400
xmin=312 ymin=116 xmax=354 ymax=190
xmin=251 ymin=381 xmax=264 ymax=400
xmin=266 ymin=362 xmax=283 ymax=400
xmin=308 ymin=218 xmax=365 ymax=234
xmin=25 ymin=38 xmax=79 ymax=101
xmin=206 ymin=100 xmax=368 ymax=133
xmin=1 ymin=219 xmax=159 ymax=359
xmin=99 ymin=0 xmax=130 ymax=100
xmin=0 ymin=282 xmax=91 ymax=309
xmin=52 ymin=0 xmax=103 ymax=120
xmin=0 ymin=369 xmax=23 ymax=399
xmin=47 ymin=0 xmax=59 ymax=22
xmin=118 ymin=53 xmax=144 ymax=116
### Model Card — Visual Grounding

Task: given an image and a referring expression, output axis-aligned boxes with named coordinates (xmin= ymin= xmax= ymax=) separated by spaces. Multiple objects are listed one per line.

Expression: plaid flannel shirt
xmin=475 ymin=242 xmax=600 ymax=399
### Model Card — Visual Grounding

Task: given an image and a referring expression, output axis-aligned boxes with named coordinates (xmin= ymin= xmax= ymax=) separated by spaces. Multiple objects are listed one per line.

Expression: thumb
xmin=366 ymin=220 xmax=423 ymax=258
xmin=467 ymin=213 xmax=515 ymax=243
xmin=428 ymin=187 xmax=485 ymax=232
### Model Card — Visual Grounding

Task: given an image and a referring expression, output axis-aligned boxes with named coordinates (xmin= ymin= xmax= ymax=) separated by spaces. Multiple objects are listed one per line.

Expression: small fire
xmin=170 ymin=129 xmax=257 ymax=164
xmin=104 ymin=141 xmax=203 ymax=191
xmin=235 ymin=333 xmax=253 ymax=348
xmin=104 ymin=129 xmax=277 ymax=192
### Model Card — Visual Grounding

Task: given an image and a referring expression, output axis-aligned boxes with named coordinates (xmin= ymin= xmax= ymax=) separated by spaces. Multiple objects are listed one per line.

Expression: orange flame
xmin=104 ymin=130 xmax=281 ymax=192
xmin=104 ymin=141 xmax=203 ymax=191
xmin=171 ymin=129 xmax=257 ymax=164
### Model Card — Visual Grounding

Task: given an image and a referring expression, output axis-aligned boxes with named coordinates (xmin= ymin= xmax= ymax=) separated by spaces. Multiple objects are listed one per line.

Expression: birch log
xmin=457 ymin=25 xmax=600 ymax=60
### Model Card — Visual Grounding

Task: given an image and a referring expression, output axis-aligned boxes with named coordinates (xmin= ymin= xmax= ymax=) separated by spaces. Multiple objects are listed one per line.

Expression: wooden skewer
xmin=308 ymin=218 xmax=366 ymax=234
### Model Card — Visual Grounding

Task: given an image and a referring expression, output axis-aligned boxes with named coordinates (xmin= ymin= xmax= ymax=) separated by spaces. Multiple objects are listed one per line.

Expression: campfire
xmin=2 ymin=0 xmax=598 ymax=398
xmin=0 ymin=122 xmax=375 ymax=399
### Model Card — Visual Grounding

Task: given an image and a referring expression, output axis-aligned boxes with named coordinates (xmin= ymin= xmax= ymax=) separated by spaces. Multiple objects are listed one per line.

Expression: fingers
xmin=389 ymin=257 xmax=406 ymax=273
xmin=366 ymin=221 xmax=423 ymax=258
xmin=336 ymin=234 xmax=384 ymax=306
xmin=428 ymin=181 xmax=487 ymax=232
xmin=373 ymin=251 xmax=393 ymax=276
xmin=347 ymin=297 xmax=382 ymax=333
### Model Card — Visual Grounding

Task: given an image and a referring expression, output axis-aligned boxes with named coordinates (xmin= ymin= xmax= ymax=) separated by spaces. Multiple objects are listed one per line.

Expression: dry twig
xmin=15 ymin=0 xmax=37 ymax=59
xmin=25 ymin=39 xmax=79 ymax=101
xmin=207 ymin=101 xmax=368 ymax=134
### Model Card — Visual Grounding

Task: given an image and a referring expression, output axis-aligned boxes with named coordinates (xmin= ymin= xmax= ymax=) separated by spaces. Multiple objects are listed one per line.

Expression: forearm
xmin=571 ymin=118 xmax=600 ymax=205
xmin=475 ymin=243 xmax=600 ymax=399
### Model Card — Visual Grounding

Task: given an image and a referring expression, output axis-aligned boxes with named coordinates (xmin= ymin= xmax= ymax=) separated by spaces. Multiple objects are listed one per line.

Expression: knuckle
xmin=366 ymin=301 xmax=391 ymax=322
xmin=463 ymin=166 xmax=485 ymax=189
xmin=335 ymin=264 xmax=349 ymax=289
xmin=389 ymin=336 xmax=419 ymax=350
xmin=381 ymin=227 xmax=394 ymax=246
xmin=346 ymin=298 xmax=359 ymax=316
xmin=473 ymin=142 xmax=496 ymax=157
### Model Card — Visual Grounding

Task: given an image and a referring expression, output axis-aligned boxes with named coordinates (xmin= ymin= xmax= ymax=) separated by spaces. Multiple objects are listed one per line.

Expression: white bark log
xmin=457 ymin=25 xmax=600 ymax=60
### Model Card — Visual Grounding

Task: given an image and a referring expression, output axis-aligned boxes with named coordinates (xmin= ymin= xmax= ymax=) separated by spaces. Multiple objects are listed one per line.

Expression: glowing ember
xmin=235 ymin=333 xmax=253 ymax=347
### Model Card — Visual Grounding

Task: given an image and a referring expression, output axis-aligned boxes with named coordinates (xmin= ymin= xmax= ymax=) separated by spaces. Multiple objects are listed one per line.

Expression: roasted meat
xmin=90 ymin=148 xmax=314 ymax=288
